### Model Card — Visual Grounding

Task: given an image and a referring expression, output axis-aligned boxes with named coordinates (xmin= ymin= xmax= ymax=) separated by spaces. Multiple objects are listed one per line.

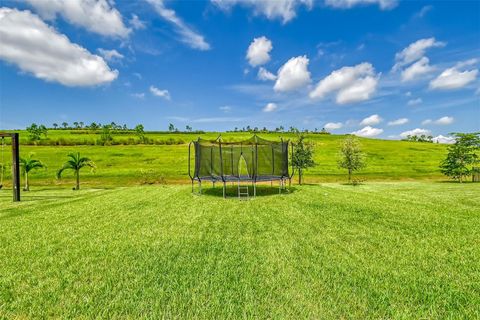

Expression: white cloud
xmin=388 ymin=118 xmax=408 ymax=126
xmin=150 ymin=86 xmax=171 ymax=100
xmin=25 ymin=0 xmax=130 ymax=38
xmin=310 ymin=62 xmax=379 ymax=104
xmin=257 ymin=67 xmax=277 ymax=81
xmin=422 ymin=116 xmax=454 ymax=125
xmin=263 ymin=102 xmax=278 ymax=112
xmin=360 ymin=114 xmax=382 ymax=126
xmin=219 ymin=105 xmax=231 ymax=112
xmin=274 ymin=55 xmax=311 ymax=92
xmin=325 ymin=0 xmax=397 ymax=10
xmin=324 ymin=122 xmax=343 ymax=130
xmin=131 ymin=92 xmax=145 ymax=99
xmin=0 ymin=8 xmax=118 ymax=86
xmin=146 ymin=0 xmax=210 ymax=50
xmin=392 ymin=38 xmax=445 ymax=71
xmin=130 ymin=14 xmax=146 ymax=30
xmin=429 ymin=60 xmax=478 ymax=90
xmin=351 ymin=126 xmax=383 ymax=137
xmin=246 ymin=36 xmax=273 ymax=66
xmin=400 ymin=128 xmax=431 ymax=138
xmin=407 ymin=98 xmax=423 ymax=106
xmin=211 ymin=0 xmax=313 ymax=23
xmin=97 ymin=48 xmax=124 ymax=62
xmin=432 ymin=135 xmax=456 ymax=144
xmin=401 ymin=57 xmax=435 ymax=82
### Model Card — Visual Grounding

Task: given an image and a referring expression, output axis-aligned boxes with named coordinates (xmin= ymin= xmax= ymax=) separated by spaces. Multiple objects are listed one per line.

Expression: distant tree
xmin=90 ymin=122 xmax=99 ymax=132
xmin=279 ymin=126 xmax=284 ymax=132
xmin=20 ymin=154 xmax=46 ymax=191
xmin=123 ymin=124 xmax=128 ymax=131
xmin=57 ymin=152 xmax=96 ymax=190
xmin=246 ymin=125 xmax=251 ymax=132
xmin=168 ymin=123 xmax=175 ymax=132
xmin=73 ymin=122 xmax=79 ymax=129
xmin=135 ymin=124 xmax=145 ymax=143
xmin=254 ymin=127 xmax=259 ymax=132
xmin=234 ymin=127 xmax=238 ymax=132
xmin=26 ymin=123 xmax=46 ymax=142
xmin=39 ymin=124 xmax=48 ymax=138
xmin=186 ymin=125 xmax=192 ymax=132
xmin=100 ymin=125 xmax=114 ymax=145
xmin=338 ymin=135 xmax=366 ymax=183
xmin=292 ymin=134 xmax=315 ymax=185
xmin=79 ymin=122 xmax=84 ymax=129
xmin=52 ymin=123 xmax=58 ymax=130
xmin=440 ymin=132 xmax=480 ymax=183
xmin=62 ymin=122 xmax=68 ymax=129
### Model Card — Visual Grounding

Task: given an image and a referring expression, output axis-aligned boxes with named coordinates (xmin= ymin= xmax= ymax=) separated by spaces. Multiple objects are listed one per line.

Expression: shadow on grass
xmin=200 ymin=184 xmax=297 ymax=198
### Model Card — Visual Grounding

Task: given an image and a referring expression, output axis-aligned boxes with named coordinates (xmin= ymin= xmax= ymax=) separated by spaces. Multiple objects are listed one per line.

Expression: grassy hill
xmin=1 ymin=182 xmax=479 ymax=318
xmin=0 ymin=130 xmax=448 ymax=188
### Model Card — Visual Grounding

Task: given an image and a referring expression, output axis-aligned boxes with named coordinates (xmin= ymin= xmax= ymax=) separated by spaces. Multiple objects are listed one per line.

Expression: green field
xmin=1 ymin=182 xmax=479 ymax=318
xmin=0 ymin=130 xmax=448 ymax=188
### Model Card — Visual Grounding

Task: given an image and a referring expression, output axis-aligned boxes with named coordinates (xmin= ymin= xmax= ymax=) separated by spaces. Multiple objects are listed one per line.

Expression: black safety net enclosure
xmin=188 ymin=135 xmax=294 ymax=198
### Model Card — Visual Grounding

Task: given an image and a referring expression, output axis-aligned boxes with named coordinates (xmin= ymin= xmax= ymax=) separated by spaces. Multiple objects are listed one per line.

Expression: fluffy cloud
xmin=422 ymin=116 xmax=454 ymax=125
xmin=130 ymin=14 xmax=146 ymax=30
xmin=131 ymin=93 xmax=145 ymax=99
xmin=263 ymin=102 xmax=278 ymax=112
xmin=351 ymin=126 xmax=383 ymax=137
xmin=400 ymin=128 xmax=431 ymax=138
xmin=150 ymin=86 xmax=171 ymax=100
xmin=393 ymin=38 xmax=445 ymax=71
xmin=25 ymin=0 xmax=130 ymax=38
xmin=360 ymin=114 xmax=382 ymax=126
xmin=274 ymin=56 xmax=311 ymax=92
xmin=310 ymin=62 xmax=379 ymax=104
xmin=432 ymin=135 xmax=456 ymax=144
xmin=257 ymin=67 xmax=277 ymax=81
xmin=388 ymin=118 xmax=408 ymax=126
xmin=325 ymin=0 xmax=397 ymax=10
xmin=407 ymin=98 xmax=422 ymax=106
xmin=324 ymin=122 xmax=343 ymax=130
xmin=246 ymin=37 xmax=273 ymax=67
xmin=211 ymin=0 xmax=313 ymax=23
xmin=401 ymin=57 xmax=435 ymax=82
xmin=146 ymin=0 xmax=210 ymax=50
xmin=0 ymin=8 xmax=118 ymax=86
xmin=429 ymin=60 xmax=478 ymax=90
xmin=97 ymin=49 xmax=124 ymax=62
xmin=219 ymin=105 xmax=232 ymax=112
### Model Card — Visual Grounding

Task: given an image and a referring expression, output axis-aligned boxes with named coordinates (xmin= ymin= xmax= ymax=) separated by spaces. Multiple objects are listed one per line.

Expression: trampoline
xmin=188 ymin=135 xmax=294 ymax=198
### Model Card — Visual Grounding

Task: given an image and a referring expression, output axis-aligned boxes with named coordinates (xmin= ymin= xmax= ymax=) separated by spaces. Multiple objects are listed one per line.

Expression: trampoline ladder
xmin=238 ymin=184 xmax=249 ymax=200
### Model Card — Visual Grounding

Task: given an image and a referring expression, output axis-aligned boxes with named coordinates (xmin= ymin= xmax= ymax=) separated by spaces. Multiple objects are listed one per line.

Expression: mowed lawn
xmin=1 ymin=182 xmax=479 ymax=318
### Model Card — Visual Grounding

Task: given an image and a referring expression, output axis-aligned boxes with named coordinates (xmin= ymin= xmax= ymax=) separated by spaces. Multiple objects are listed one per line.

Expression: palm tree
xmin=57 ymin=152 xmax=96 ymax=190
xmin=52 ymin=123 xmax=58 ymax=130
xmin=20 ymin=154 xmax=46 ymax=191
xmin=62 ymin=122 xmax=68 ymax=129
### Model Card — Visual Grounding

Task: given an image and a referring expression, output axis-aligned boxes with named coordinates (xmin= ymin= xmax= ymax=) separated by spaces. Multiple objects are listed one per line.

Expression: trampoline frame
xmin=188 ymin=135 xmax=295 ymax=198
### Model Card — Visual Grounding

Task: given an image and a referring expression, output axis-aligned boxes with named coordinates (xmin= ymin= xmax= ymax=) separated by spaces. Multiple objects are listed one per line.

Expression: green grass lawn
xmin=1 ymin=182 xmax=479 ymax=318
xmin=0 ymin=131 xmax=449 ymax=187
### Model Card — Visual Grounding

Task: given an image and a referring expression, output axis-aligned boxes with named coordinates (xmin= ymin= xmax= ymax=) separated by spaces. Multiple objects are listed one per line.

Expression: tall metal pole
xmin=11 ymin=133 xmax=20 ymax=202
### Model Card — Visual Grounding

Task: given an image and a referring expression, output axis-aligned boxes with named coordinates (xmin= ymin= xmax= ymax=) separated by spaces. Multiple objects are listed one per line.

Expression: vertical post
xmin=12 ymin=133 xmax=20 ymax=202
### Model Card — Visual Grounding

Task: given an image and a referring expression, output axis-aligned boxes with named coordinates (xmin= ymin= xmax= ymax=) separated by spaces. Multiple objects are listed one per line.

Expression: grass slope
xmin=1 ymin=182 xmax=479 ymax=318
xmin=0 ymin=131 xmax=448 ymax=187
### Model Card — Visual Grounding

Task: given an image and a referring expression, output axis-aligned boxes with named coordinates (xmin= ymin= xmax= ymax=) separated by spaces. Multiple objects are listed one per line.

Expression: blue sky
xmin=0 ymin=0 xmax=479 ymax=141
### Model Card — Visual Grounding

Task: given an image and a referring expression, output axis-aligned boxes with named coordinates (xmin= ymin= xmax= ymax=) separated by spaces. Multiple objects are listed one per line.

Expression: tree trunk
xmin=76 ymin=170 xmax=80 ymax=190
xmin=348 ymin=169 xmax=352 ymax=183
xmin=24 ymin=171 xmax=29 ymax=191
xmin=298 ymin=169 xmax=302 ymax=185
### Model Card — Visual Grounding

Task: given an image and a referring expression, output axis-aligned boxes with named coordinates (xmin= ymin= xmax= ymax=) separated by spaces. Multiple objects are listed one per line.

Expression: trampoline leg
xmin=254 ymin=182 xmax=256 ymax=198
xmin=223 ymin=182 xmax=226 ymax=199
xmin=199 ymin=180 xmax=202 ymax=195
xmin=191 ymin=179 xmax=194 ymax=193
